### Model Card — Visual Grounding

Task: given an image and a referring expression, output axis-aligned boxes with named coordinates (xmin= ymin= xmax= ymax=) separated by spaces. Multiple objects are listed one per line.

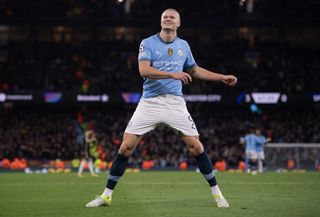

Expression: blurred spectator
xmin=0 ymin=37 xmax=318 ymax=93
xmin=2 ymin=0 xmax=319 ymax=20
xmin=1 ymin=107 xmax=319 ymax=168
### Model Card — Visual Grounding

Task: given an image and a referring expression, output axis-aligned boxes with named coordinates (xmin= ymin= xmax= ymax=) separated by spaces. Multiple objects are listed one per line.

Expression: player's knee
xmin=183 ymin=136 xmax=204 ymax=156
xmin=118 ymin=142 xmax=135 ymax=157
xmin=188 ymin=144 xmax=203 ymax=156
xmin=187 ymin=145 xmax=195 ymax=155
xmin=194 ymin=145 xmax=204 ymax=156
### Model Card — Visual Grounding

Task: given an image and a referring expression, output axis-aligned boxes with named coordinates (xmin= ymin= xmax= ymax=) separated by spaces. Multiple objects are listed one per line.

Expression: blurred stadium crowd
xmin=0 ymin=38 xmax=318 ymax=93
xmin=1 ymin=0 xmax=319 ymax=19
xmin=1 ymin=0 xmax=320 ymax=170
xmin=1 ymin=107 xmax=319 ymax=169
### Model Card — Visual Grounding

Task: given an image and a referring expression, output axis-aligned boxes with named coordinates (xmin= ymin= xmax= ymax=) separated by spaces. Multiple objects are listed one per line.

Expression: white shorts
xmin=125 ymin=94 xmax=199 ymax=136
xmin=246 ymin=150 xmax=258 ymax=160
xmin=256 ymin=151 xmax=265 ymax=160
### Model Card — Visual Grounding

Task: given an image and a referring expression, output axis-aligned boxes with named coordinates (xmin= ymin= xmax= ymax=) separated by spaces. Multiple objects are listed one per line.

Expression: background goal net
xmin=265 ymin=143 xmax=320 ymax=171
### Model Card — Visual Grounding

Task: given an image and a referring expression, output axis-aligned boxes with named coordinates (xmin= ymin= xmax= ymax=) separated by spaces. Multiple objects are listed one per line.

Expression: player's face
xmin=161 ymin=10 xmax=180 ymax=32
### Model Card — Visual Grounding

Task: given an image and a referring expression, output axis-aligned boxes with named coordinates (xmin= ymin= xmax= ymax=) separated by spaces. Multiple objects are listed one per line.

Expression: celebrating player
xmin=86 ymin=8 xmax=237 ymax=208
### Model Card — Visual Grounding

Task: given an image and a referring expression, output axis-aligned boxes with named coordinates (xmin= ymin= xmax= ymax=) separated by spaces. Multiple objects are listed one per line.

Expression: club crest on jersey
xmin=178 ymin=50 xmax=184 ymax=56
xmin=168 ymin=48 xmax=173 ymax=56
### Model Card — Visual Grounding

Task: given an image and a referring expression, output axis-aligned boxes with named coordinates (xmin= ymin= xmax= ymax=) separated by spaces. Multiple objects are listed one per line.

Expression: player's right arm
xmin=139 ymin=61 xmax=192 ymax=85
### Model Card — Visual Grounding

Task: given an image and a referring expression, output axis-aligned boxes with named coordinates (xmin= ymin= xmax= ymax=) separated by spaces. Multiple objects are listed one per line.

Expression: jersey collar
xmin=157 ymin=33 xmax=177 ymax=44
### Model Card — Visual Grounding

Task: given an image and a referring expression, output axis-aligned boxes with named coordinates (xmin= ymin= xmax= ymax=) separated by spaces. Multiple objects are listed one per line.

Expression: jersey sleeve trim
xmin=184 ymin=63 xmax=197 ymax=69
xmin=138 ymin=58 xmax=151 ymax=62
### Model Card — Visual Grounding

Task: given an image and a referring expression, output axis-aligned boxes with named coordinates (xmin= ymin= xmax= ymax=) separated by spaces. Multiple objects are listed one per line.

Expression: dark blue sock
xmin=106 ymin=154 xmax=128 ymax=190
xmin=195 ymin=152 xmax=217 ymax=187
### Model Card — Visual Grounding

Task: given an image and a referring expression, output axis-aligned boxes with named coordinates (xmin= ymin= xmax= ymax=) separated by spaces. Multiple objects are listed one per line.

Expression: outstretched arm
xmin=187 ymin=65 xmax=237 ymax=86
xmin=139 ymin=61 xmax=192 ymax=85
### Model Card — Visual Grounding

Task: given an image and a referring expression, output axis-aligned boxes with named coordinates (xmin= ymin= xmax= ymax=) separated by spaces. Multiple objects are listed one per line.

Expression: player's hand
xmin=222 ymin=75 xmax=237 ymax=86
xmin=171 ymin=72 xmax=192 ymax=85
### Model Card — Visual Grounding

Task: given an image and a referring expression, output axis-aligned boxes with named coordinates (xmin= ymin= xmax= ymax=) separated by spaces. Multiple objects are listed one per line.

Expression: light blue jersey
xmin=138 ymin=34 xmax=196 ymax=98
xmin=244 ymin=134 xmax=257 ymax=152
xmin=256 ymin=135 xmax=266 ymax=153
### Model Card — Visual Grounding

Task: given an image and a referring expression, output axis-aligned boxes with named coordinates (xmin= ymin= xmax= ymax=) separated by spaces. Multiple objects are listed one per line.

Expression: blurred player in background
xmin=86 ymin=8 xmax=237 ymax=208
xmin=240 ymin=128 xmax=258 ymax=174
xmin=255 ymin=128 xmax=271 ymax=173
xmin=78 ymin=129 xmax=99 ymax=177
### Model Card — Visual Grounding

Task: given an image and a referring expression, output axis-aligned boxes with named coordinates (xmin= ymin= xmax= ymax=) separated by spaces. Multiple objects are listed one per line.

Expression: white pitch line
xmin=0 ymin=182 xmax=319 ymax=186
xmin=123 ymin=182 xmax=318 ymax=185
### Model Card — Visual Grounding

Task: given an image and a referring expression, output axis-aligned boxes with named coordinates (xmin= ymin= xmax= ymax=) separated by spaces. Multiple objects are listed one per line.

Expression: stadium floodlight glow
xmin=313 ymin=94 xmax=320 ymax=102
xmin=44 ymin=92 xmax=62 ymax=103
xmin=250 ymin=103 xmax=262 ymax=114
xmin=121 ymin=92 xmax=141 ymax=104
xmin=0 ymin=93 xmax=6 ymax=102
xmin=101 ymin=94 xmax=109 ymax=102
xmin=281 ymin=94 xmax=288 ymax=102
xmin=245 ymin=94 xmax=251 ymax=103
xmin=251 ymin=92 xmax=281 ymax=104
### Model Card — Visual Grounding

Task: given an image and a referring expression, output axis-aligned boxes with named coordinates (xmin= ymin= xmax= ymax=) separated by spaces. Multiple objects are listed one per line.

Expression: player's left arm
xmin=187 ymin=65 xmax=237 ymax=86
xmin=239 ymin=137 xmax=245 ymax=145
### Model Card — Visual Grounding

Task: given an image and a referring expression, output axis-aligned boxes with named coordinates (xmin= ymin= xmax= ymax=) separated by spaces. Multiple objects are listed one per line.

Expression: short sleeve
xmin=184 ymin=42 xmax=196 ymax=69
xmin=257 ymin=136 xmax=266 ymax=145
xmin=138 ymin=40 xmax=151 ymax=62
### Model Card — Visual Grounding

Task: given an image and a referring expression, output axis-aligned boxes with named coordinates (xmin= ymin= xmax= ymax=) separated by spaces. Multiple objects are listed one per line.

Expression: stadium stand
xmin=0 ymin=38 xmax=318 ymax=93
xmin=1 ymin=107 xmax=319 ymax=169
xmin=0 ymin=0 xmax=319 ymax=170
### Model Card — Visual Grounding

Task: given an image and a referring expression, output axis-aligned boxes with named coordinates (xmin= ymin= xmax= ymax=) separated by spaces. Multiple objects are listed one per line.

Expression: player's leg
xmin=245 ymin=152 xmax=251 ymax=173
xmin=163 ymin=95 xmax=228 ymax=207
xmin=78 ymin=159 xmax=86 ymax=177
xmin=86 ymin=133 xmax=143 ymax=207
xmin=257 ymin=151 xmax=265 ymax=173
xmin=86 ymin=98 xmax=159 ymax=207
xmin=88 ymin=158 xmax=98 ymax=177
xmin=104 ymin=133 xmax=143 ymax=194
xmin=246 ymin=151 xmax=258 ymax=174
xmin=250 ymin=159 xmax=258 ymax=175
xmin=181 ymin=135 xmax=229 ymax=208
xmin=257 ymin=159 xmax=262 ymax=173
xmin=245 ymin=154 xmax=250 ymax=173
xmin=249 ymin=152 xmax=258 ymax=175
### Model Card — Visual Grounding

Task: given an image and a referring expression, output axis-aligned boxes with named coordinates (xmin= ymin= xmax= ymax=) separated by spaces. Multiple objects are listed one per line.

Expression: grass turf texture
xmin=0 ymin=171 xmax=320 ymax=217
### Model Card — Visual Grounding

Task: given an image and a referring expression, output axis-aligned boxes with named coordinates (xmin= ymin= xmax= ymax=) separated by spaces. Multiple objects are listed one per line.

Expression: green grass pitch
xmin=1 ymin=171 xmax=320 ymax=217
